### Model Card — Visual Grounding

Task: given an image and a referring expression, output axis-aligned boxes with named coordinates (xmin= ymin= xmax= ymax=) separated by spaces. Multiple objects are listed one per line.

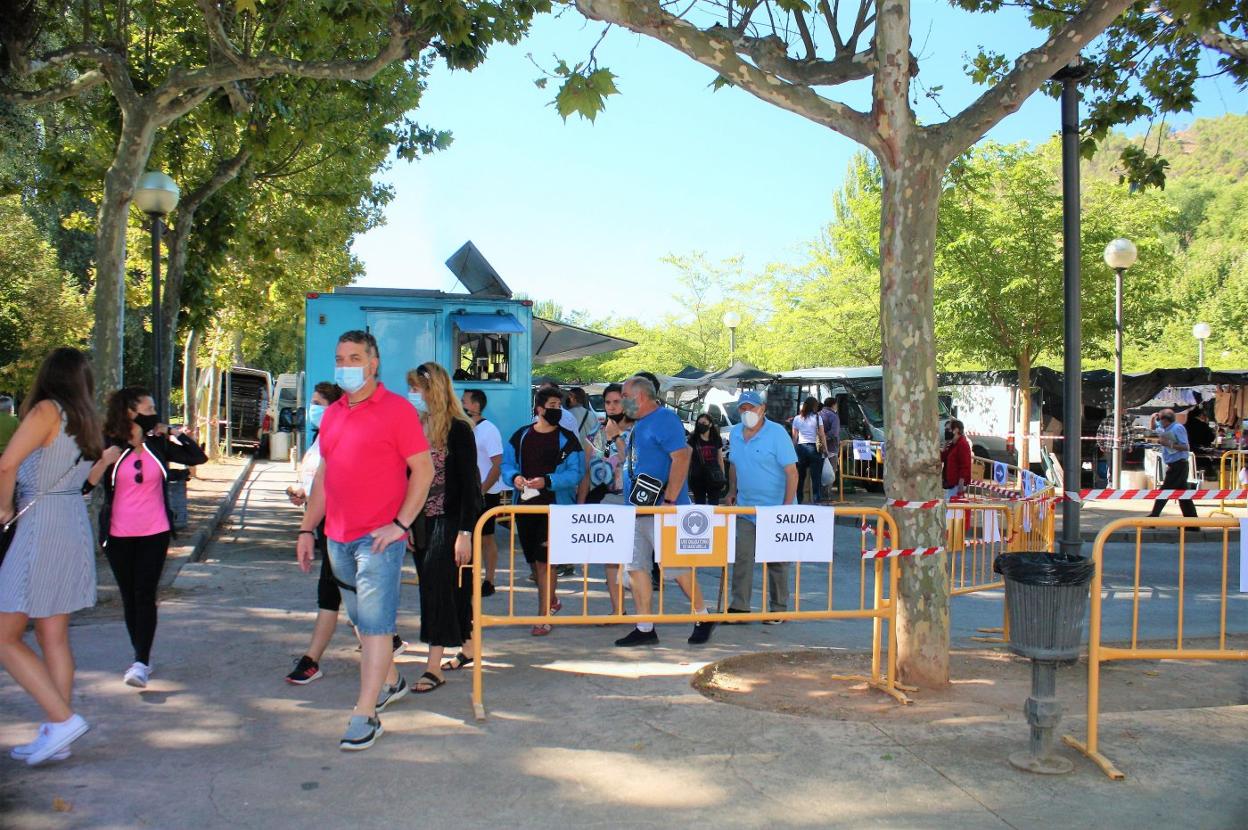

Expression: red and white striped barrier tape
xmin=884 ymin=498 xmax=943 ymax=509
xmin=1066 ymin=488 xmax=1248 ymax=502
xmin=862 ymin=547 xmax=945 ymax=559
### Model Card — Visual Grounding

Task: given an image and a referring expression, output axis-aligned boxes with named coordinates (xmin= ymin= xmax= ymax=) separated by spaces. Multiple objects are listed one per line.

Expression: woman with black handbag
xmin=687 ymin=415 xmax=726 ymax=505
xmin=0 ymin=348 xmax=106 ymax=766
xmin=403 ymin=363 xmax=484 ymax=690
xmin=85 ymin=387 xmax=207 ymax=690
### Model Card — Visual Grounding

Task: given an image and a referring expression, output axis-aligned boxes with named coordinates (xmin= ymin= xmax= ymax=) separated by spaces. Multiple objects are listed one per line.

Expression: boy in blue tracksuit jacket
xmin=500 ymin=387 xmax=584 ymax=633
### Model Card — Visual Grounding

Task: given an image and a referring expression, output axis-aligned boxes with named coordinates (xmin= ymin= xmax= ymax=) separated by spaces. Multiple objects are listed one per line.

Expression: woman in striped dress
xmin=0 ymin=348 xmax=112 ymax=766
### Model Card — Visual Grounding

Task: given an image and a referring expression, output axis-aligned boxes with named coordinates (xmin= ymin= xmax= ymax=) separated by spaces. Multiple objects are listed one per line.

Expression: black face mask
xmin=541 ymin=408 xmax=563 ymax=426
xmin=608 ymin=412 xmax=625 ymax=423
xmin=698 ymin=424 xmax=711 ymax=433
xmin=135 ymin=413 xmax=160 ymax=432
xmin=944 ymin=429 xmax=954 ymax=441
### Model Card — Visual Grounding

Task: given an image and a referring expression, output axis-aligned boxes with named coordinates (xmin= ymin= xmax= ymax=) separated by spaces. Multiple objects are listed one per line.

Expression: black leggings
xmin=105 ymin=531 xmax=171 ymax=665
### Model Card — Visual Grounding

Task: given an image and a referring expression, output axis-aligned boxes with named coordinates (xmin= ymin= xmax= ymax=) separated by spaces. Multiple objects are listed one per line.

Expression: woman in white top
xmin=791 ymin=396 xmax=828 ymax=504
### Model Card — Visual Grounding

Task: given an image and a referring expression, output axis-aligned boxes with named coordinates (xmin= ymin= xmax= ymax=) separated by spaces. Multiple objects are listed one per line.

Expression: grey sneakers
xmin=375 ymin=675 xmax=409 ymax=713
xmin=339 ymin=714 xmax=383 ymax=751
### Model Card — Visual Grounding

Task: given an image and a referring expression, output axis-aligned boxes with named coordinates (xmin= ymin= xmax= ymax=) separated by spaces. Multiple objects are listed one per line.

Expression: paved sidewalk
xmin=1 ymin=461 xmax=1244 ymax=829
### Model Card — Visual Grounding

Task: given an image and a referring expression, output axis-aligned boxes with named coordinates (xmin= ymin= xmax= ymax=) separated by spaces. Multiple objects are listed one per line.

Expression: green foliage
xmin=542 ymin=117 xmax=1248 ymax=381
xmin=554 ymin=67 xmax=619 ymax=122
xmin=935 ymin=142 xmax=1176 ymax=375
xmin=0 ymin=196 xmax=92 ymax=394
xmin=961 ymin=1 xmax=1248 ymax=189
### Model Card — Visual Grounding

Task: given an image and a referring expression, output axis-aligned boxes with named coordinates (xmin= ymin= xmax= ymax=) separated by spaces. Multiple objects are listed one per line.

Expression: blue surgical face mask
xmin=334 ymin=365 xmax=365 ymax=393
xmin=307 ymin=404 xmax=326 ymax=431
xmin=408 ymin=391 xmax=428 ymax=414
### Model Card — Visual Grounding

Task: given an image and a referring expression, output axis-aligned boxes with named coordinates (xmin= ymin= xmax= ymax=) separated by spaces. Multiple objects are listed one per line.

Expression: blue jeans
xmin=326 ymin=533 xmax=406 ymax=636
xmin=795 ymin=443 xmax=823 ymax=504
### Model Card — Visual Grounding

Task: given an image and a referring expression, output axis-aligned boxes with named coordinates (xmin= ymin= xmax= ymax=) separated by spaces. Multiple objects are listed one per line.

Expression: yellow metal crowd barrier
xmin=1062 ymin=516 xmax=1246 ymax=780
xmin=837 ymin=440 xmax=885 ymax=501
xmin=469 ymin=504 xmax=907 ymax=720
xmin=1209 ymin=449 xmax=1247 ymax=517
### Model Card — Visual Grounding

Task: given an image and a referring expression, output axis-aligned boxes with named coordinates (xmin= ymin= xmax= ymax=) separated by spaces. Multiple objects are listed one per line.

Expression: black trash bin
xmin=994 ymin=552 xmax=1094 ymax=663
xmin=992 ymin=551 xmax=1095 ymax=775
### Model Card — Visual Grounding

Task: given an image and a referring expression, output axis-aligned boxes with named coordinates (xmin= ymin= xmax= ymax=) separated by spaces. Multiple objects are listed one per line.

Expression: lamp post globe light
xmin=1102 ymin=238 xmax=1136 ymax=489
xmin=134 ymin=171 xmax=180 ymax=421
xmin=722 ymin=311 xmax=741 ymax=365
xmin=1193 ymin=322 xmax=1211 ymax=367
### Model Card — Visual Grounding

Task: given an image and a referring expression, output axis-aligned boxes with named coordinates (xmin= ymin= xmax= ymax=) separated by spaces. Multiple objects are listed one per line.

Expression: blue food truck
xmin=302 ymin=242 xmax=631 ymax=446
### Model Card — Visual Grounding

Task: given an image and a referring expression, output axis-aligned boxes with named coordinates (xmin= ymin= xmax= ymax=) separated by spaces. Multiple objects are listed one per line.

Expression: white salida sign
xmin=547 ymin=504 xmax=637 ymax=565
xmin=754 ymin=505 xmax=836 ymax=562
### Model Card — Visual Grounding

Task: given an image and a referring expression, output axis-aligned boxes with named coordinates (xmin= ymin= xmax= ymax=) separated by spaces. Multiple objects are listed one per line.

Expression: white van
xmin=266 ymin=372 xmax=304 ymax=459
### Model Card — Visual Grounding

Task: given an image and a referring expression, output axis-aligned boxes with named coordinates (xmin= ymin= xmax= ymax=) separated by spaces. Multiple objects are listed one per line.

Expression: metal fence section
xmin=946 ymin=503 xmax=1012 ymax=596
xmin=469 ymin=504 xmax=909 ymax=721
xmin=1062 ymin=516 xmax=1246 ymax=780
xmin=837 ymin=440 xmax=885 ymax=501
xmin=1210 ymin=450 xmax=1247 ymax=517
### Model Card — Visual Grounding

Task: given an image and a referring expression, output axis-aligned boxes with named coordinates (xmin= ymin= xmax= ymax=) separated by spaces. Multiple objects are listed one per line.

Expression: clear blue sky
xmin=350 ymin=3 xmax=1246 ymax=321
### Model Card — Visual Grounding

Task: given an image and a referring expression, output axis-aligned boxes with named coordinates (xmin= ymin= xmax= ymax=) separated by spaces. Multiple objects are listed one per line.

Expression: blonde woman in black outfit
xmin=404 ymin=363 xmax=484 ymax=692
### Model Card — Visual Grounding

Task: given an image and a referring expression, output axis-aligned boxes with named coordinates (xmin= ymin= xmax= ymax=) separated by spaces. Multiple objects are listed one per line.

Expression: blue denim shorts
xmin=326 ymin=533 xmax=406 ymax=636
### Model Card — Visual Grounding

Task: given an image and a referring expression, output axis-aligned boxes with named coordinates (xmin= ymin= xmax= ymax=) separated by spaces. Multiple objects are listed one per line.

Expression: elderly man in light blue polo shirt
xmin=724 ymin=391 xmax=798 ymax=620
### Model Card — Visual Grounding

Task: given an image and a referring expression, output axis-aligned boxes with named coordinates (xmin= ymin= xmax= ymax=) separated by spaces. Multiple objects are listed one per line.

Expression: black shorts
xmin=515 ymin=512 xmax=550 ymax=565
xmin=481 ymin=492 xmax=503 ymax=535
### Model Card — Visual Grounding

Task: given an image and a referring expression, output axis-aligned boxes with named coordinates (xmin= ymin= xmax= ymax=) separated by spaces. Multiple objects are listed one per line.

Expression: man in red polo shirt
xmin=297 ymin=330 xmax=433 ymax=751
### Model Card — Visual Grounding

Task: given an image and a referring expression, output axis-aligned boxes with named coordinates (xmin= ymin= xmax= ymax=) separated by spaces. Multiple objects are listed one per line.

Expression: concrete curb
xmin=186 ymin=454 xmax=256 ymax=565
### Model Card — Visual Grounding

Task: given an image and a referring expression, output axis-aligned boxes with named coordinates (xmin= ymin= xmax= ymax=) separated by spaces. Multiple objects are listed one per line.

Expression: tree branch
xmin=575 ymin=0 xmax=879 ymax=150
xmin=1 ymin=42 xmax=139 ymax=114
xmin=708 ymin=25 xmax=877 ymax=85
xmin=162 ymin=2 xmax=426 ymax=102
xmin=937 ymin=0 xmax=1136 ymax=163
xmin=1153 ymin=5 xmax=1248 ymax=61
xmin=1 ymin=68 xmax=105 ymax=104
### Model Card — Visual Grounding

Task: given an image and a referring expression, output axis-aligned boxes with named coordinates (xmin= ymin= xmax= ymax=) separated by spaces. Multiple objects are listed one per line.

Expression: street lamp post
xmin=133 ymin=171 xmax=180 ymax=421
xmin=1103 ymin=238 xmax=1137 ymax=488
xmin=1193 ymin=322 xmax=1211 ymax=368
xmin=722 ymin=311 xmax=741 ymax=365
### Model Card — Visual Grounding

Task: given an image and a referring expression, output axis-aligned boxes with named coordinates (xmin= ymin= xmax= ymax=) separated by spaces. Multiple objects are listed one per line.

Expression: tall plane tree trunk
xmin=873 ymin=0 xmax=949 ymax=689
xmin=93 ymin=114 xmax=158 ymax=395
xmin=878 ymin=149 xmax=949 ymax=688
xmin=161 ymin=148 xmax=251 ymax=391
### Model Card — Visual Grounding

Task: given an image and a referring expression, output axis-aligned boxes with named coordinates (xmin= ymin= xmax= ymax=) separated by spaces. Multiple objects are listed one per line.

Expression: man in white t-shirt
xmin=463 ymin=389 xmax=505 ymax=596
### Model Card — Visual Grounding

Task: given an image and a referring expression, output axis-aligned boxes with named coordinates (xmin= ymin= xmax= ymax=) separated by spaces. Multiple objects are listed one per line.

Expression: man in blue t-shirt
xmin=615 ymin=375 xmax=716 ymax=647
xmin=1147 ymin=408 xmax=1197 ymax=518
xmin=725 ymin=391 xmax=798 ymax=619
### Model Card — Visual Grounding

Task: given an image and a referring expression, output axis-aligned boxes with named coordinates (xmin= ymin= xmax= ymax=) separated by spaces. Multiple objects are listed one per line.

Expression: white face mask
xmin=334 ymin=366 xmax=365 ymax=394
xmin=741 ymin=410 xmax=761 ymax=429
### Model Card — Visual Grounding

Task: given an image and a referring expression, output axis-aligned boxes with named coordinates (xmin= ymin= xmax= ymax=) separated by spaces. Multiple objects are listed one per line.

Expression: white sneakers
xmin=9 ymin=724 xmax=70 ymax=763
xmin=124 ymin=661 xmax=151 ymax=688
xmin=14 ymin=715 xmax=89 ymax=766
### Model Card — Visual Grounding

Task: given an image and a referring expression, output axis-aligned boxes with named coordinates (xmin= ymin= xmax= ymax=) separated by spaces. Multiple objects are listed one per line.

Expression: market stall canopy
xmin=674 ymin=365 xmax=710 ymax=379
xmin=532 ymin=317 xmax=636 ymax=365
xmin=705 ymin=360 xmax=777 ymax=387
xmin=940 ymin=367 xmax=1248 ymax=411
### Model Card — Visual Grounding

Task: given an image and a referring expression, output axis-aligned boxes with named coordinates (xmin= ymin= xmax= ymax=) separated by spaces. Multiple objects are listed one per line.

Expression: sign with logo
xmin=656 ymin=506 xmax=734 ymax=567
xmin=852 ymin=440 xmax=873 ymax=461
xmin=547 ymin=504 xmax=636 ymax=565
xmin=754 ymin=506 xmax=836 ymax=562
xmin=993 ymin=461 xmax=1009 ymax=486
